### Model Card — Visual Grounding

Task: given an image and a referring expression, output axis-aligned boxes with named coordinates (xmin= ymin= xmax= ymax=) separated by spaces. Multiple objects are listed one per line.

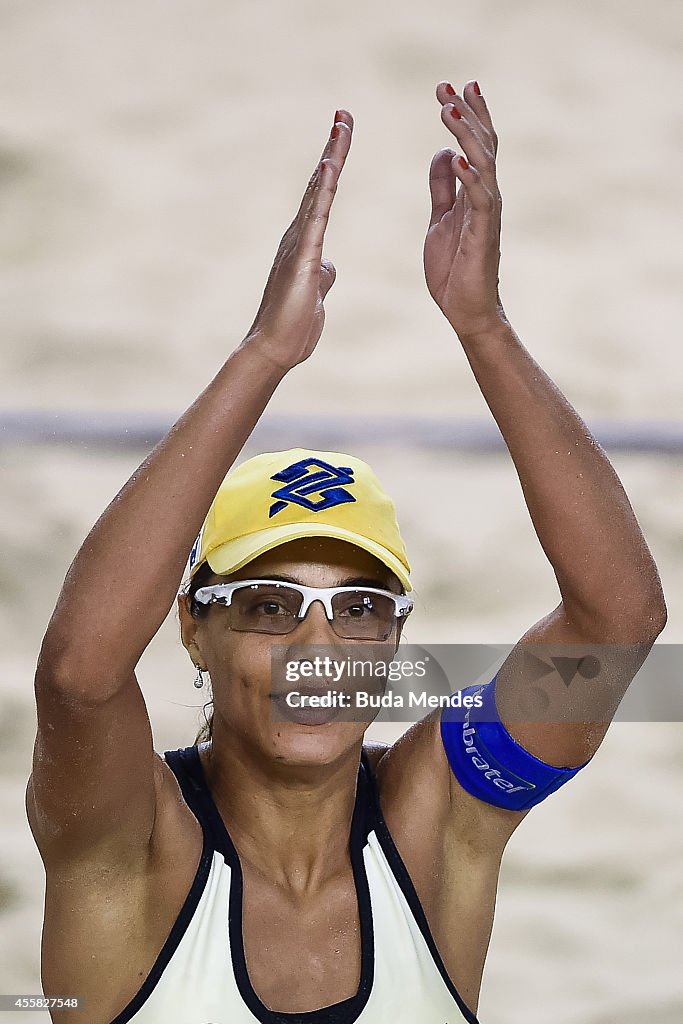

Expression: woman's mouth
xmin=269 ymin=687 xmax=347 ymax=726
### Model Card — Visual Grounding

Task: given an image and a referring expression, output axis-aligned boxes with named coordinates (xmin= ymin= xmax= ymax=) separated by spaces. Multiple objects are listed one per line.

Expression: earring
xmin=193 ymin=665 xmax=206 ymax=689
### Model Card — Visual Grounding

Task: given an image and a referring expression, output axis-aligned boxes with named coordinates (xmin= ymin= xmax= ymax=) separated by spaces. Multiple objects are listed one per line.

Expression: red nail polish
xmin=457 ymin=156 xmax=469 ymax=170
xmin=473 ymin=81 xmax=481 ymax=96
xmin=445 ymin=83 xmax=456 ymax=96
xmin=334 ymin=110 xmax=342 ymax=122
xmin=450 ymin=105 xmax=462 ymax=120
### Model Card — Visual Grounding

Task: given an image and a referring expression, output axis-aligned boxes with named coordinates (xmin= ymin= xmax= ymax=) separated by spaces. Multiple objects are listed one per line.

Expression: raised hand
xmin=246 ymin=110 xmax=353 ymax=371
xmin=423 ymin=81 xmax=507 ymax=342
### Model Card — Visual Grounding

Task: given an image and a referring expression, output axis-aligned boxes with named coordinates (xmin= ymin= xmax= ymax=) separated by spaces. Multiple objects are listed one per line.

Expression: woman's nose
xmin=293 ymin=598 xmax=337 ymax=641
xmin=282 ymin=600 xmax=342 ymax=666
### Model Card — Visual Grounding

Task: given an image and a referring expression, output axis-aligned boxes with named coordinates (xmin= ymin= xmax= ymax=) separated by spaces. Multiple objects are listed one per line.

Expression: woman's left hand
xmin=423 ymin=80 xmax=507 ymax=342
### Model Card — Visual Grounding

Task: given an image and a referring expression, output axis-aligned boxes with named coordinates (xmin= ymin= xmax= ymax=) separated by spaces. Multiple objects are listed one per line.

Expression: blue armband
xmin=440 ymin=675 xmax=592 ymax=811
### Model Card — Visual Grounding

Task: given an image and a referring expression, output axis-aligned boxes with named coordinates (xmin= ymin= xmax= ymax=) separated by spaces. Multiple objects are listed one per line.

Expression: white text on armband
xmin=461 ymin=721 xmax=529 ymax=794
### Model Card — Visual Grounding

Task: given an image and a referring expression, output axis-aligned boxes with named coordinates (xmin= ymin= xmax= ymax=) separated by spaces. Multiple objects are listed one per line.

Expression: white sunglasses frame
xmin=191 ymin=579 xmax=413 ymax=636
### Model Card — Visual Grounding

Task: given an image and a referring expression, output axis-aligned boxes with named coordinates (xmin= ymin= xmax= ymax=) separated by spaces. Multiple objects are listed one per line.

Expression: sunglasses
xmin=191 ymin=579 xmax=413 ymax=641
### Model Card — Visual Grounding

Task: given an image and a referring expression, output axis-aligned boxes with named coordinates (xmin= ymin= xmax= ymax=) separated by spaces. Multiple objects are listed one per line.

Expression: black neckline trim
xmin=190 ymin=745 xmax=375 ymax=1024
xmin=362 ymin=761 xmax=481 ymax=1024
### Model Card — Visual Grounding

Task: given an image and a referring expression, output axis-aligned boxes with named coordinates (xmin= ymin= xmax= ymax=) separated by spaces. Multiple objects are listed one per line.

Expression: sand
xmin=1 ymin=1 xmax=681 ymax=1021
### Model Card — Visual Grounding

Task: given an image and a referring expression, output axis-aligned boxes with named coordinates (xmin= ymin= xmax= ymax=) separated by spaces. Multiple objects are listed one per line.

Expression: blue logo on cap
xmin=188 ymin=527 xmax=203 ymax=571
xmin=269 ymin=458 xmax=356 ymax=518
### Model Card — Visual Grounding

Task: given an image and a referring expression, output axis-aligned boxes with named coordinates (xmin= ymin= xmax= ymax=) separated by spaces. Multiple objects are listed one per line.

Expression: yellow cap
xmin=188 ymin=448 xmax=412 ymax=592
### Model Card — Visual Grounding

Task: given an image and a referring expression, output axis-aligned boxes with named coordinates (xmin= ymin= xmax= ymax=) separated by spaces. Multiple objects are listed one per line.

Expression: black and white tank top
xmin=110 ymin=746 xmax=480 ymax=1024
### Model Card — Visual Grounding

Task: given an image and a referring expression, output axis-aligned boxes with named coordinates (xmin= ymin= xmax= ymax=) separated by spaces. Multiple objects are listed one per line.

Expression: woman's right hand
xmin=244 ymin=109 xmax=354 ymax=372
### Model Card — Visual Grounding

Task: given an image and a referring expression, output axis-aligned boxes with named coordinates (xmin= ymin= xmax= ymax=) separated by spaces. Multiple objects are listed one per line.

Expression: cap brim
xmin=205 ymin=523 xmax=412 ymax=592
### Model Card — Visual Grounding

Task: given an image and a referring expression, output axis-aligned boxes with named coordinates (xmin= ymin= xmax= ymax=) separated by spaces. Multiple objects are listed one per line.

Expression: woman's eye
xmin=341 ymin=600 xmax=372 ymax=618
xmin=257 ymin=600 xmax=289 ymax=615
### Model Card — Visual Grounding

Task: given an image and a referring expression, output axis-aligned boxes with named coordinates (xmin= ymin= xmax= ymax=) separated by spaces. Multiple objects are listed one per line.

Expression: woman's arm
xmin=374 ymin=86 xmax=667 ymax=1002
xmin=423 ymin=80 xmax=666 ymax=761
xmin=27 ymin=110 xmax=354 ymax=865
xmin=38 ymin=111 xmax=354 ymax=695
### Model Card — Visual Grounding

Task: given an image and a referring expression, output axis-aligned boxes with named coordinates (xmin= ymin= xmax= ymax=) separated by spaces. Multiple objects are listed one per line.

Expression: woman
xmin=27 ymin=81 xmax=666 ymax=1024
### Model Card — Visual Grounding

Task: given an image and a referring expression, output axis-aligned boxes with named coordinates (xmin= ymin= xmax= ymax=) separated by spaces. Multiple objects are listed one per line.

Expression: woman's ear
xmin=178 ymin=593 xmax=205 ymax=667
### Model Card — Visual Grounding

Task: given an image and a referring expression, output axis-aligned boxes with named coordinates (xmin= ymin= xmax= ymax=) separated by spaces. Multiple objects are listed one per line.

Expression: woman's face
xmin=179 ymin=537 xmax=405 ymax=767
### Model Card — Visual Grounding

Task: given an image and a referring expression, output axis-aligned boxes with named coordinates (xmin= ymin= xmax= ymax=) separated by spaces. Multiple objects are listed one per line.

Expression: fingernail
xmin=457 ymin=156 xmax=469 ymax=170
xmin=334 ymin=110 xmax=343 ymax=122
xmin=473 ymin=81 xmax=481 ymax=96
xmin=450 ymin=105 xmax=462 ymax=120
xmin=445 ymin=83 xmax=456 ymax=96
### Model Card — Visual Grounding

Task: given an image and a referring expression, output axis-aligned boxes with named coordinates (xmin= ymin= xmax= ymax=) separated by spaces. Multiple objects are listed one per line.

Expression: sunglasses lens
xmin=229 ymin=584 xmax=303 ymax=635
xmin=224 ymin=584 xmax=400 ymax=640
xmin=330 ymin=591 xmax=396 ymax=641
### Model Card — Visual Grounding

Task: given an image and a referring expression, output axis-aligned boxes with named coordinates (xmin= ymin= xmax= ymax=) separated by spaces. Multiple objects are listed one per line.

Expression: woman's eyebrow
xmin=340 ymin=576 xmax=389 ymax=589
xmin=246 ymin=573 xmax=389 ymax=588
